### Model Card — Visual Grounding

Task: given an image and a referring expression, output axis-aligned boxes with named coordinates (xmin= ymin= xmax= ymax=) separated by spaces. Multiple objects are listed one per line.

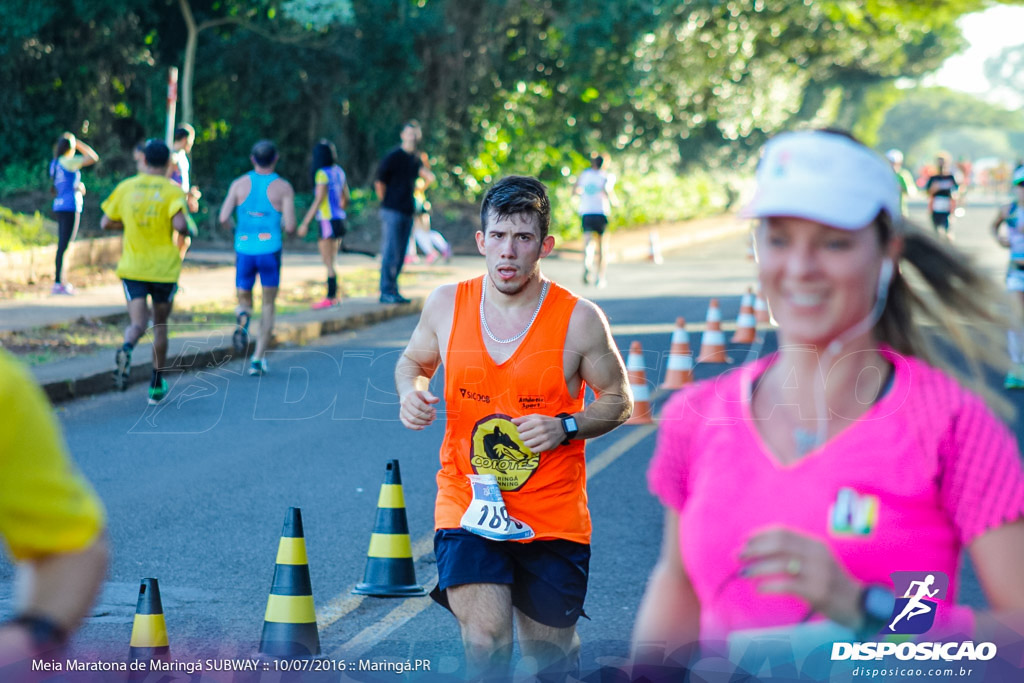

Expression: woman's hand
xmin=739 ymin=526 xmax=864 ymax=630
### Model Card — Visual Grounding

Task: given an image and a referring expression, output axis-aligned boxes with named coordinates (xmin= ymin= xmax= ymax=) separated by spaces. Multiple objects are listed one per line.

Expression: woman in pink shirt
xmin=633 ymin=130 xmax=1024 ymax=667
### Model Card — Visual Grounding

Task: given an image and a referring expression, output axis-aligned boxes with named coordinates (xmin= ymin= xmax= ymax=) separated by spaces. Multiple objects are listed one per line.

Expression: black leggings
xmin=54 ymin=210 xmax=80 ymax=283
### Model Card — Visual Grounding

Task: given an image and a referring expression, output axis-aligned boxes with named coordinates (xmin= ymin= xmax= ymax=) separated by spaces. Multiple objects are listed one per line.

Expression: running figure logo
xmin=887 ymin=571 xmax=949 ymax=635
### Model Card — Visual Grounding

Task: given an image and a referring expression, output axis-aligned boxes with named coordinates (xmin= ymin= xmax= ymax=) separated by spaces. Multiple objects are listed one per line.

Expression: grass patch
xmin=0 ymin=266 xmax=437 ymax=365
xmin=0 ymin=205 xmax=56 ymax=251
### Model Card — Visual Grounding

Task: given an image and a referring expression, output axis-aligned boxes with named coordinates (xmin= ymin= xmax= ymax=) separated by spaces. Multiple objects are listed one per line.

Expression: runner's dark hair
xmin=479 ymin=175 xmax=551 ymax=240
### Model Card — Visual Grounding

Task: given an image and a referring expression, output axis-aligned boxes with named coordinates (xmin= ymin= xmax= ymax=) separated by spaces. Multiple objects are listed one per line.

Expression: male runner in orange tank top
xmin=396 ymin=175 xmax=633 ymax=679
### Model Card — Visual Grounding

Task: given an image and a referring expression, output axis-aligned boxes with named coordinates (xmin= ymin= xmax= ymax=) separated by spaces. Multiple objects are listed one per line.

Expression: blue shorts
xmin=236 ymin=250 xmax=282 ymax=290
xmin=430 ymin=528 xmax=590 ymax=628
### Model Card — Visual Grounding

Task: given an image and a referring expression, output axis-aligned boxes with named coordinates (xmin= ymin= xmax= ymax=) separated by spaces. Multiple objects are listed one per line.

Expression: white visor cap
xmin=741 ymin=131 xmax=902 ymax=230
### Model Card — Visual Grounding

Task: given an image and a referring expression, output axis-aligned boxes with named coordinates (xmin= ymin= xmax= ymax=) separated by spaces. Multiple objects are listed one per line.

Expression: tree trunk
xmin=178 ymin=0 xmax=198 ymax=126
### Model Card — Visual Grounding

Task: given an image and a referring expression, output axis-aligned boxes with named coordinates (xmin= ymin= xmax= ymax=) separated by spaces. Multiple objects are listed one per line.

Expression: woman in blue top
xmin=298 ymin=139 xmax=350 ymax=309
xmin=48 ymin=133 xmax=99 ymax=295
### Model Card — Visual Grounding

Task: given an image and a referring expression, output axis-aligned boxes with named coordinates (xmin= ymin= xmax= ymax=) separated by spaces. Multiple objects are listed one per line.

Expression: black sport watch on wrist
xmin=857 ymin=585 xmax=895 ymax=640
xmin=557 ymin=413 xmax=579 ymax=446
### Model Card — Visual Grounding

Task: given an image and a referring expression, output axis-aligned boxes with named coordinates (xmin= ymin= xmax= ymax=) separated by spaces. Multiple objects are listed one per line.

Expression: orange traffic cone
xmin=697 ymin=299 xmax=729 ymax=363
xmin=353 ymin=460 xmax=426 ymax=597
xmin=754 ymin=287 xmax=771 ymax=325
xmin=648 ymin=230 xmax=664 ymax=265
xmin=128 ymin=578 xmax=170 ymax=663
xmin=661 ymin=318 xmax=694 ymax=389
xmin=626 ymin=341 xmax=654 ymax=424
xmin=731 ymin=289 xmax=758 ymax=344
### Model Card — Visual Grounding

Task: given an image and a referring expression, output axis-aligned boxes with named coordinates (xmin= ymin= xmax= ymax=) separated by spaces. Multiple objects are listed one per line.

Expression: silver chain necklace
xmin=480 ymin=275 xmax=550 ymax=344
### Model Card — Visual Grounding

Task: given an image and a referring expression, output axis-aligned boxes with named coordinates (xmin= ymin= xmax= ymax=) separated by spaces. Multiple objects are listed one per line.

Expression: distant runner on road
xmin=101 ymin=139 xmax=189 ymax=404
xmin=574 ymin=154 xmax=616 ymax=288
xmin=925 ymin=153 xmax=959 ymax=239
xmin=218 ymin=140 xmax=296 ymax=376
xmin=298 ymin=139 xmax=349 ymax=310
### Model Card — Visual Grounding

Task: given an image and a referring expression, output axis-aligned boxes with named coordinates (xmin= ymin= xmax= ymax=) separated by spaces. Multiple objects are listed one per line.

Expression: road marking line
xmin=336 ymin=568 xmax=439 ymax=656
xmin=316 ymin=535 xmax=434 ymax=631
xmin=327 ymin=389 xmax=668 ymax=656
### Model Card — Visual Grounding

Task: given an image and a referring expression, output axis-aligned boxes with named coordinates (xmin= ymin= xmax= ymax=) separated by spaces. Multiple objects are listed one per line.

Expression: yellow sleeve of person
xmin=0 ymin=349 xmax=105 ymax=561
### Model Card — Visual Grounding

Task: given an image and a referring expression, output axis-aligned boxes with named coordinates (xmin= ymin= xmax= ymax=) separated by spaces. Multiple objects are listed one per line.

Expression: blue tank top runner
xmin=235 ymin=172 xmax=283 ymax=255
xmin=50 ymin=158 xmax=82 ymax=213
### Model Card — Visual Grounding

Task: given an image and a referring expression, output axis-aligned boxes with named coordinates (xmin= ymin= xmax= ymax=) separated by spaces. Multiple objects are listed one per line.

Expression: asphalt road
xmin=2 ymin=198 xmax=1021 ymax=679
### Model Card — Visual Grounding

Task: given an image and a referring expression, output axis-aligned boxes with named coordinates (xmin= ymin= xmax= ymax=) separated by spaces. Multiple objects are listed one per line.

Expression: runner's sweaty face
xmin=475 ymin=212 xmax=553 ymax=297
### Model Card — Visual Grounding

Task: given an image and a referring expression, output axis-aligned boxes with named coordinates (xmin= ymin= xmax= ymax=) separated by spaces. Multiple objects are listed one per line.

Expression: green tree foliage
xmin=0 ymin=0 xmax=1015 ymax=233
xmin=983 ymin=42 xmax=1024 ymax=110
xmin=875 ymin=86 xmax=1024 ymax=164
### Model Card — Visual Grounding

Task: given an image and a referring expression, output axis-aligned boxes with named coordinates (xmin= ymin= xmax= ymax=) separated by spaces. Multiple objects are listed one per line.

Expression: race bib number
xmin=460 ymin=474 xmax=535 ymax=541
xmin=931 ymin=196 xmax=951 ymax=213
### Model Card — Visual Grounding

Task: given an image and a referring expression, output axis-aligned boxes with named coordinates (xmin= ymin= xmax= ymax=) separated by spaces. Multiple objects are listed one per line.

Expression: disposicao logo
xmin=831 ymin=571 xmax=998 ymax=662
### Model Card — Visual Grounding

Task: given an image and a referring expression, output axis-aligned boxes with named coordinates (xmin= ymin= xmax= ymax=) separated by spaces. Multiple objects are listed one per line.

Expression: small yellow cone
xmin=353 ymin=460 xmax=426 ymax=597
xmin=259 ymin=507 xmax=320 ymax=658
xmin=128 ymin=578 xmax=170 ymax=663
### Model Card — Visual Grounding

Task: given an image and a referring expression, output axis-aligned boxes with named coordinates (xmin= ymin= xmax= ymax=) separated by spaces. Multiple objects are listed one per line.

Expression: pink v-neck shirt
xmin=648 ymin=349 xmax=1024 ymax=641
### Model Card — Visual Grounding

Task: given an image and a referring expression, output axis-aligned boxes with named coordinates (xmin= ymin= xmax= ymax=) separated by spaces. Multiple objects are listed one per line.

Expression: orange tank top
xmin=435 ymin=276 xmax=590 ymax=543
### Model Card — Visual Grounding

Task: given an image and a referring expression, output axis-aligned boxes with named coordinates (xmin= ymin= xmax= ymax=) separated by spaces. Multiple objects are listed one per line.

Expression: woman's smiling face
xmin=756 ymin=215 xmax=889 ymax=349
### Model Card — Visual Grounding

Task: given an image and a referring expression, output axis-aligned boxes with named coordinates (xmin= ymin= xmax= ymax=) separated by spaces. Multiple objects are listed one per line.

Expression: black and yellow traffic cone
xmin=128 ymin=578 xmax=170 ymax=663
xmin=259 ymin=507 xmax=320 ymax=658
xmin=352 ymin=460 xmax=426 ymax=597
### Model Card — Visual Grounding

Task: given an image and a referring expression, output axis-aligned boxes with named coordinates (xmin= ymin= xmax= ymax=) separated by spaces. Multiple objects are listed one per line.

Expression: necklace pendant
xmin=793 ymin=427 xmax=822 ymax=457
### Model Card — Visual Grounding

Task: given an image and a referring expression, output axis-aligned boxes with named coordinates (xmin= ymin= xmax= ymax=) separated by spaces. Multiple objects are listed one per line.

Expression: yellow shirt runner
xmin=101 ymin=174 xmax=188 ymax=283
xmin=0 ymin=349 xmax=105 ymax=561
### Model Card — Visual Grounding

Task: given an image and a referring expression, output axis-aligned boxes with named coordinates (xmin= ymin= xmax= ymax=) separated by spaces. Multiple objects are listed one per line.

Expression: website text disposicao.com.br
xmin=852 ymin=664 xmax=977 ymax=678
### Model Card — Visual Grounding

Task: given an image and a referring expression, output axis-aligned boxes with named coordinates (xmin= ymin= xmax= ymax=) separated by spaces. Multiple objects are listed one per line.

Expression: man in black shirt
xmin=925 ymin=154 xmax=959 ymax=239
xmin=375 ymin=121 xmax=435 ymax=303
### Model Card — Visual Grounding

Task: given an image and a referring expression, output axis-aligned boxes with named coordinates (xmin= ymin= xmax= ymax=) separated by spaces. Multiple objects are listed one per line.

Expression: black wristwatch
xmin=4 ymin=614 xmax=68 ymax=651
xmin=857 ymin=586 xmax=895 ymax=640
xmin=557 ymin=413 xmax=579 ymax=446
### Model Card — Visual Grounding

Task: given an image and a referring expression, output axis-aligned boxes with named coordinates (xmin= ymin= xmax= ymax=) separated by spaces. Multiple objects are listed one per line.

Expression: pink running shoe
xmin=311 ymin=297 xmax=338 ymax=310
xmin=51 ymin=282 xmax=75 ymax=295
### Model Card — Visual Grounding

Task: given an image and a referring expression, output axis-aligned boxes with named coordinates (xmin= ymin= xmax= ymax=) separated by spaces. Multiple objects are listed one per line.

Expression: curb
xmin=42 ymin=299 xmax=423 ymax=404
xmin=37 ymin=213 xmax=749 ymax=405
xmin=616 ymin=218 xmax=749 ymax=262
xmin=556 ymin=214 xmax=748 ymax=262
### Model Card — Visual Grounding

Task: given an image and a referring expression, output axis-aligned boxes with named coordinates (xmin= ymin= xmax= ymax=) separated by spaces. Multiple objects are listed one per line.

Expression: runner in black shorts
xmin=431 ymin=529 xmax=590 ymax=629
xmin=396 ymin=176 xmax=633 ymax=680
xmin=101 ymin=140 xmax=189 ymax=404
xmin=574 ymin=155 xmax=617 ymax=287
xmin=298 ymin=139 xmax=349 ymax=309
xmin=925 ymin=154 xmax=959 ymax=240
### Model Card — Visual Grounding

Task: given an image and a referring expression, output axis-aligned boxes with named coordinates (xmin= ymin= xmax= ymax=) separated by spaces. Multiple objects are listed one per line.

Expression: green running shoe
xmin=248 ymin=357 xmax=268 ymax=376
xmin=147 ymin=377 xmax=169 ymax=405
xmin=1004 ymin=372 xmax=1024 ymax=390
